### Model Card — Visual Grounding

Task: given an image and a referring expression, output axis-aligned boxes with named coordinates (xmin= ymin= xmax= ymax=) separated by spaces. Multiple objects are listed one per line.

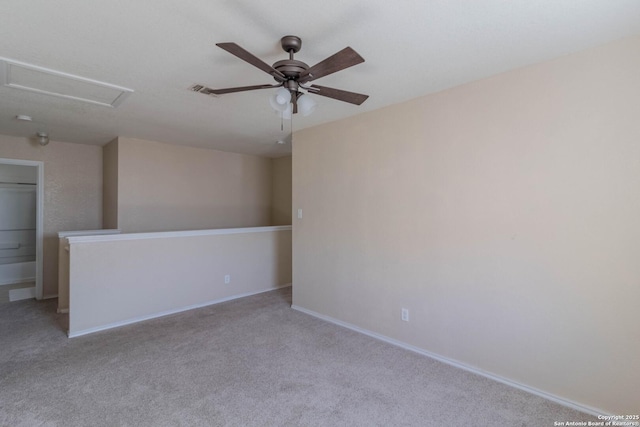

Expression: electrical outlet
xmin=401 ymin=308 xmax=409 ymax=322
xmin=224 ymin=274 xmax=231 ymax=284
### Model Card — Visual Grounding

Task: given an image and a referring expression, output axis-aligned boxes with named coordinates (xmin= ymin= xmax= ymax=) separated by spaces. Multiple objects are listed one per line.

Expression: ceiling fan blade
xmin=307 ymin=84 xmax=369 ymax=105
xmin=207 ymin=84 xmax=280 ymax=95
xmin=299 ymin=47 xmax=364 ymax=83
xmin=216 ymin=42 xmax=285 ymax=80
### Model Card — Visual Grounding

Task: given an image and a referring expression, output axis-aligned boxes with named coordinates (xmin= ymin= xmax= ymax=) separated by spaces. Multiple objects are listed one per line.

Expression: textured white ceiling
xmin=1 ymin=0 xmax=640 ymax=157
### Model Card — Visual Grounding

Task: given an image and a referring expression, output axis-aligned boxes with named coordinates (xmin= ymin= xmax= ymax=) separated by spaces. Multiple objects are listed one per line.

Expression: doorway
xmin=0 ymin=158 xmax=43 ymax=301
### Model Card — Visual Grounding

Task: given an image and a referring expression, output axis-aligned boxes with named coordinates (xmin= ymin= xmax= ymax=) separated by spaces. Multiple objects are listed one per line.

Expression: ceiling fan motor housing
xmin=273 ymin=60 xmax=309 ymax=80
xmin=273 ymin=36 xmax=310 ymax=98
xmin=273 ymin=36 xmax=309 ymax=86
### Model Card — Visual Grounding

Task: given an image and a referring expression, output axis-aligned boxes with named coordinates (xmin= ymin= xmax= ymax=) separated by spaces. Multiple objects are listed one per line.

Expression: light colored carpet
xmin=0 ymin=287 xmax=596 ymax=426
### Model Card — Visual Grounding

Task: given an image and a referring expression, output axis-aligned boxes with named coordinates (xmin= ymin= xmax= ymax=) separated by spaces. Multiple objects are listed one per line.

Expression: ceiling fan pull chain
xmin=290 ymin=111 xmax=293 ymax=140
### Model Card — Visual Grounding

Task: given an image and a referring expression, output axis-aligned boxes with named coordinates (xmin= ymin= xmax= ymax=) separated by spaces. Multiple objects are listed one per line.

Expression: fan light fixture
xmin=297 ymin=94 xmax=317 ymax=117
xmin=269 ymin=87 xmax=291 ymax=112
xmin=270 ymin=89 xmax=316 ymax=119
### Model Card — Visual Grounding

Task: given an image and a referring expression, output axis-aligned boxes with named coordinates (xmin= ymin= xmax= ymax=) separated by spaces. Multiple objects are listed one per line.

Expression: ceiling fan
xmin=192 ymin=35 xmax=368 ymax=117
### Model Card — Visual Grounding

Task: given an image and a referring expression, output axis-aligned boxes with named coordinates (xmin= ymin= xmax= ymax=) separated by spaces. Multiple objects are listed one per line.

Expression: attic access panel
xmin=0 ymin=57 xmax=133 ymax=108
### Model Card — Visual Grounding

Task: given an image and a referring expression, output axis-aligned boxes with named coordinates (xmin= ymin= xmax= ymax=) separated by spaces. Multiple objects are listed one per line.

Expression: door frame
xmin=0 ymin=158 xmax=44 ymax=300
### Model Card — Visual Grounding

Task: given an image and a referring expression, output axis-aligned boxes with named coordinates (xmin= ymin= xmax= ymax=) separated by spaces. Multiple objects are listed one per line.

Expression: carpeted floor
xmin=1 ymin=287 xmax=596 ymax=426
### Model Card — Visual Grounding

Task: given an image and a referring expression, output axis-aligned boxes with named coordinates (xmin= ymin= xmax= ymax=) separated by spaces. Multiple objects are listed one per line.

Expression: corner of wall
xmin=102 ymin=138 xmax=119 ymax=229
xmin=271 ymin=155 xmax=293 ymax=226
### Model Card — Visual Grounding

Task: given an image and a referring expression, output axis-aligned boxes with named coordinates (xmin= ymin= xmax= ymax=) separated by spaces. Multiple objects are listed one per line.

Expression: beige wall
xmin=112 ymin=137 xmax=273 ymax=232
xmin=271 ymin=155 xmax=292 ymax=225
xmin=0 ymin=134 xmax=286 ymax=295
xmin=0 ymin=135 xmax=102 ymax=297
xmin=292 ymin=35 xmax=640 ymax=414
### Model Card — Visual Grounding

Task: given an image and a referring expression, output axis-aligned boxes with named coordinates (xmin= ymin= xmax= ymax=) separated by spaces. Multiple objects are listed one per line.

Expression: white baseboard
xmin=291 ymin=304 xmax=609 ymax=418
xmin=69 ymin=284 xmax=292 ymax=338
xmin=9 ymin=286 xmax=36 ymax=301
